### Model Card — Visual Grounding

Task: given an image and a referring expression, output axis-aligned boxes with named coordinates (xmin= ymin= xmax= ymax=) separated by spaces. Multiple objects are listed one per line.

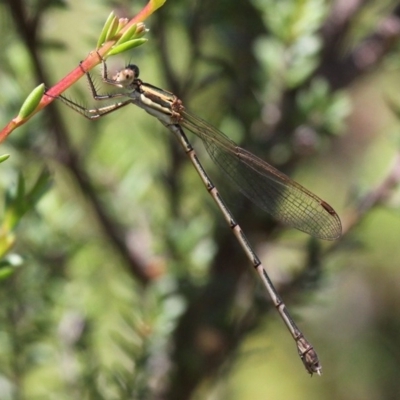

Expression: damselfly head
xmin=112 ymin=65 xmax=140 ymax=87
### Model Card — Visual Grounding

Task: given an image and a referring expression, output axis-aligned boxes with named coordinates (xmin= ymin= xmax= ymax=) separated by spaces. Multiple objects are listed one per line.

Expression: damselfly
xmin=48 ymin=54 xmax=342 ymax=375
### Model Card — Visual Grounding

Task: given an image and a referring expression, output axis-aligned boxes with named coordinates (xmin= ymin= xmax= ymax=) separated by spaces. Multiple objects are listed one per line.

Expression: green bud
xmin=115 ymin=24 xmax=138 ymax=46
xmin=18 ymin=83 xmax=44 ymax=119
xmin=97 ymin=11 xmax=117 ymax=49
xmin=0 ymin=155 xmax=10 ymax=164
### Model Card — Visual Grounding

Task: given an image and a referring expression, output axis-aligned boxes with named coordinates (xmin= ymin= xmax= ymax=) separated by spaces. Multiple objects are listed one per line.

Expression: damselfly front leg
xmin=46 ymin=59 xmax=140 ymax=120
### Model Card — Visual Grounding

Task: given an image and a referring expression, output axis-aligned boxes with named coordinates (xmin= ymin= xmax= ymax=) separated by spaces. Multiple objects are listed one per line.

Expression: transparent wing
xmin=180 ymin=110 xmax=342 ymax=240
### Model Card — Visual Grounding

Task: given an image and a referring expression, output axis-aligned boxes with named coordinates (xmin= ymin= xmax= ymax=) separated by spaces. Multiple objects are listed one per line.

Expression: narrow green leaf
xmin=97 ymin=11 xmax=116 ymax=49
xmin=108 ymin=38 xmax=148 ymax=56
xmin=105 ymin=15 xmax=120 ymax=42
xmin=3 ymin=173 xmax=28 ymax=231
xmin=16 ymin=172 xmax=25 ymax=207
xmin=115 ymin=24 xmax=138 ymax=46
xmin=27 ymin=168 xmax=52 ymax=205
xmin=3 ymin=169 xmax=51 ymax=232
xmin=18 ymin=83 xmax=45 ymax=119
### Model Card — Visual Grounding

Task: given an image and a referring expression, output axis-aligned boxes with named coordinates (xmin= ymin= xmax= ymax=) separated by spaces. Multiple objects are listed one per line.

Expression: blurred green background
xmin=2 ymin=0 xmax=400 ymax=399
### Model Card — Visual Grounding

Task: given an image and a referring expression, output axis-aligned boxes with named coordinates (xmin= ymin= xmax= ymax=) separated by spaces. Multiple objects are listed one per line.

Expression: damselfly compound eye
xmin=126 ymin=64 xmax=140 ymax=78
